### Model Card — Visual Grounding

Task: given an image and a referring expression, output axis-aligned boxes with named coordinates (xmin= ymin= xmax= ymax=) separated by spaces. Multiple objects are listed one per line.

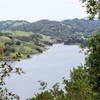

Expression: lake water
xmin=6 ymin=44 xmax=85 ymax=100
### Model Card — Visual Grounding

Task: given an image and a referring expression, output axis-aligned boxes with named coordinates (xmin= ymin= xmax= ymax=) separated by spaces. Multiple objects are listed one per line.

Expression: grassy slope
xmin=0 ymin=36 xmax=11 ymax=45
xmin=1 ymin=30 xmax=33 ymax=37
xmin=0 ymin=30 xmax=56 ymax=60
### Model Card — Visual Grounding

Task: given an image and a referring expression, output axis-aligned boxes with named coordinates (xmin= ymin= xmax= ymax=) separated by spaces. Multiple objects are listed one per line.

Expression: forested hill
xmin=0 ymin=18 xmax=100 ymax=44
xmin=0 ymin=20 xmax=29 ymax=30
xmin=1 ymin=19 xmax=100 ymax=32
xmin=62 ymin=18 xmax=100 ymax=32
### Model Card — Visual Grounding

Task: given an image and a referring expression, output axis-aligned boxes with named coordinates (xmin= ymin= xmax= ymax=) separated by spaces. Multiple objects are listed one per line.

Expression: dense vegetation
xmin=1 ymin=18 xmax=100 ymax=99
xmin=0 ymin=20 xmax=29 ymax=30
xmin=81 ymin=0 xmax=100 ymax=20
xmin=0 ymin=30 xmax=56 ymax=60
xmin=27 ymin=34 xmax=100 ymax=100
xmin=2 ymin=18 xmax=100 ymax=59
xmin=0 ymin=19 xmax=100 ymax=44
xmin=1 ymin=0 xmax=100 ymax=99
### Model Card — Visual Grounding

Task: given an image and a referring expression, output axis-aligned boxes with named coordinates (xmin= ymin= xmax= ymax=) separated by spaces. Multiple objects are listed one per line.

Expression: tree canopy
xmin=81 ymin=0 xmax=100 ymax=20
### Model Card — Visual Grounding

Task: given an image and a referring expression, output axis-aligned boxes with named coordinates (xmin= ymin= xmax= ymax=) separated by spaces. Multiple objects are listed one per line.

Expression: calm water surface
xmin=6 ymin=44 xmax=85 ymax=100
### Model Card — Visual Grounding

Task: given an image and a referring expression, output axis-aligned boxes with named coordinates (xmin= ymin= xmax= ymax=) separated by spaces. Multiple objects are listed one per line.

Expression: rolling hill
xmin=0 ymin=18 xmax=100 ymax=44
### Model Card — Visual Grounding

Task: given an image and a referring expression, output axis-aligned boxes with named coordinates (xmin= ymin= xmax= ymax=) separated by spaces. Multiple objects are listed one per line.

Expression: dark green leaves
xmin=81 ymin=0 xmax=100 ymax=20
xmin=0 ymin=62 xmax=24 ymax=100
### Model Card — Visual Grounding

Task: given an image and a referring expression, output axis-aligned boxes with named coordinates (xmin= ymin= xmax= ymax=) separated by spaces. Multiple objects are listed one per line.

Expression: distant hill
xmin=0 ymin=19 xmax=100 ymax=43
xmin=0 ymin=20 xmax=29 ymax=30
xmin=62 ymin=18 xmax=100 ymax=32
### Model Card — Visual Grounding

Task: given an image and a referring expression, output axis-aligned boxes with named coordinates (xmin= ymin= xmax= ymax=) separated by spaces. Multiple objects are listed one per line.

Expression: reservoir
xmin=6 ymin=44 xmax=85 ymax=100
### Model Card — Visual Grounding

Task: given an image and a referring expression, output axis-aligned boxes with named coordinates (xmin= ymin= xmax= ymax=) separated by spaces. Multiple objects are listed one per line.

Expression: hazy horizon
xmin=0 ymin=17 xmax=89 ymax=23
xmin=0 ymin=0 xmax=87 ymax=22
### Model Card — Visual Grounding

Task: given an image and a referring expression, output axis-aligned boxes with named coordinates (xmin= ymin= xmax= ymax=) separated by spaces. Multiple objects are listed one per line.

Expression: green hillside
xmin=0 ymin=20 xmax=29 ymax=30
xmin=0 ymin=30 xmax=56 ymax=60
xmin=0 ymin=19 xmax=100 ymax=44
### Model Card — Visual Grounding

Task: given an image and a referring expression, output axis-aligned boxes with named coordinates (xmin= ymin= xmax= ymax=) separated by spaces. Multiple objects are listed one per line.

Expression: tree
xmin=83 ymin=34 xmax=100 ymax=99
xmin=63 ymin=66 xmax=93 ymax=100
xmin=28 ymin=66 xmax=93 ymax=100
xmin=0 ymin=46 xmax=24 ymax=100
xmin=0 ymin=62 xmax=24 ymax=100
xmin=81 ymin=0 xmax=100 ymax=20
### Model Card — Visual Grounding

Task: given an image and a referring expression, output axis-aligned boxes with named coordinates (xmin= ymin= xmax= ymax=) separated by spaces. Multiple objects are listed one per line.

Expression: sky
xmin=0 ymin=0 xmax=87 ymax=22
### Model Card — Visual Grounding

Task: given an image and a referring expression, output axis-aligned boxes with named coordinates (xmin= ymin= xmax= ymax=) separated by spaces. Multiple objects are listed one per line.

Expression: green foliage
xmin=0 ymin=46 xmax=24 ymax=99
xmin=79 ymin=34 xmax=100 ymax=99
xmin=84 ymin=34 xmax=100 ymax=97
xmin=0 ymin=20 xmax=29 ymax=30
xmin=0 ymin=36 xmax=11 ymax=45
xmin=0 ymin=30 xmax=55 ymax=60
xmin=1 ymin=30 xmax=33 ymax=37
xmin=50 ymin=83 xmax=65 ymax=100
xmin=14 ymin=19 xmax=100 ymax=44
xmin=28 ymin=91 xmax=54 ymax=100
xmin=28 ymin=66 xmax=93 ymax=100
xmin=81 ymin=0 xmax=100 ymax=20
xmin=12 ymin=22 xmax=28 ymax=27
xmin=38 ymin=80 xmax=47 ymax=90
xmin=0 ymin=62 xmax=24 ymax=100
xmin=1 ymin=19 xmax=100 ymax=44
xmin=63 ymin=66 xmax=93 ymax=100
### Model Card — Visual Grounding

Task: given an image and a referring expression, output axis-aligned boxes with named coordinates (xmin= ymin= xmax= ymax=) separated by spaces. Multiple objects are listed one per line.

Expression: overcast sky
xmin=0 ymin=0 xmax=87 ymax=22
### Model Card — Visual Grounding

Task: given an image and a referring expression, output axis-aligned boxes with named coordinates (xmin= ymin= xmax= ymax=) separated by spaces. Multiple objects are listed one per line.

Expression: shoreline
xmin=0 ymin=46 xmax=50 ymax=61
xmin=0 ymin=43 xmax=81 ymax=61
